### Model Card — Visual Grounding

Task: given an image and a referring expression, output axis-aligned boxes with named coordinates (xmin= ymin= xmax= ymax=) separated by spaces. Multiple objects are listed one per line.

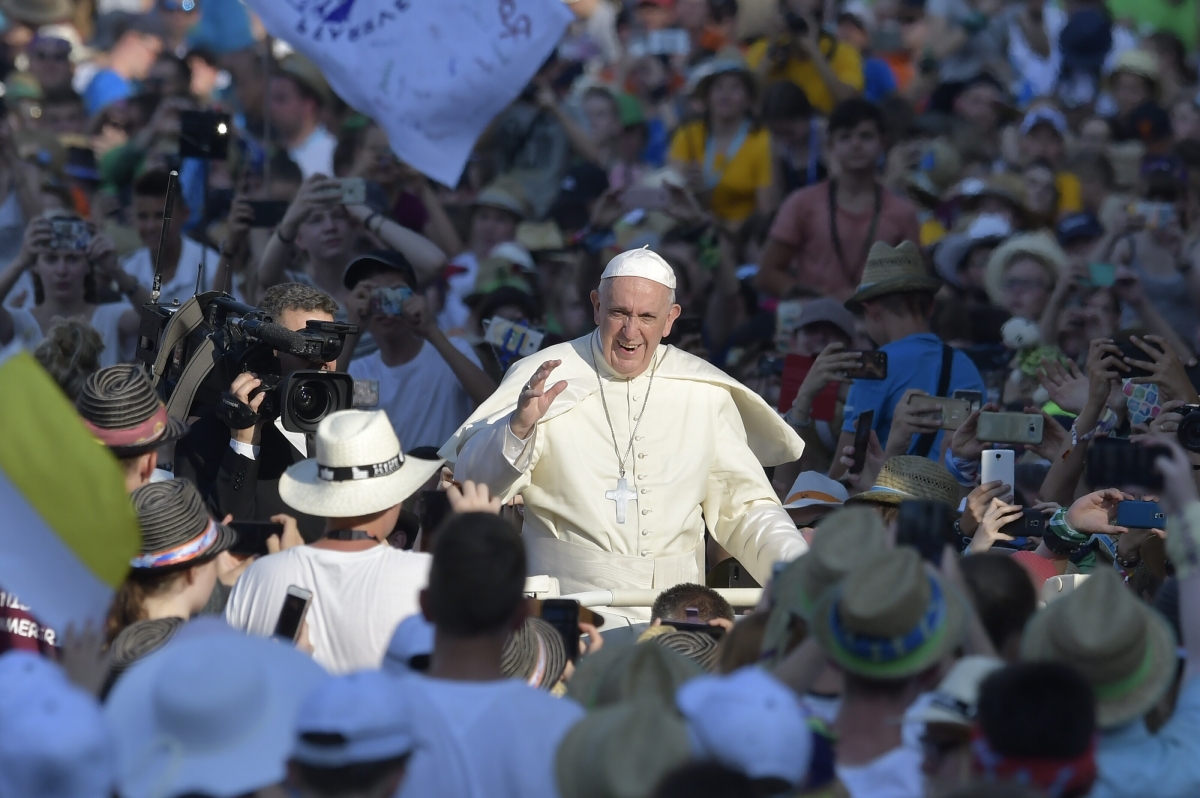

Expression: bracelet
xmin=276 ymin=227 xmax=296 ymax=245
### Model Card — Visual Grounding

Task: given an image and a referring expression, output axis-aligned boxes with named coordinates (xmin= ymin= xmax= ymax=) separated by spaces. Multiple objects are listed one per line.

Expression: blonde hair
xmin=33 ymin=318 xmax=104 ymax=401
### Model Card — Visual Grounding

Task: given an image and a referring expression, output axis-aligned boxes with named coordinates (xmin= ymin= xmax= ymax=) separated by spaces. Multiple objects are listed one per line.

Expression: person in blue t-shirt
xmin=829 ymin=240 xmax=985 ymax=479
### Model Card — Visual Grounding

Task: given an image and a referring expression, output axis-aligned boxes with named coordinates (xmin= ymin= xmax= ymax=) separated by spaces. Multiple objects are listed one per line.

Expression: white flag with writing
xmin=247 ymin=0 xmax=574 ymax=186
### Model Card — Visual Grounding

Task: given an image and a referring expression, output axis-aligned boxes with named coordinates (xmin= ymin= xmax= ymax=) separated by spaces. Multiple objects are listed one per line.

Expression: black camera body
xmin=1179 ymin=404 xmax=1200 ymax=453
xmin=254 ymin=371 xmax=355 ymax=433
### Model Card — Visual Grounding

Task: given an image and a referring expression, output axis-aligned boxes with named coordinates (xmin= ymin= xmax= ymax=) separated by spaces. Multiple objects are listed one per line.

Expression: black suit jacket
xmin=175 ymin=413 xmax=325 ymax=542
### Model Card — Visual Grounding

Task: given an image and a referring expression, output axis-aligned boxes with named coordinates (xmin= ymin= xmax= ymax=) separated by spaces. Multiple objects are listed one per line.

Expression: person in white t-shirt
xmin=121 ymin=169 xmax=222 ymax=306
xmin=342 ymin=251 xmax=497 ymax=450
xmin=397 ymin=505 xmax=585 ymax=798
xmin=225 ymin=409 xmax=444 ymax=674
xmin=272 ymin=55 xmax=337 ymax=180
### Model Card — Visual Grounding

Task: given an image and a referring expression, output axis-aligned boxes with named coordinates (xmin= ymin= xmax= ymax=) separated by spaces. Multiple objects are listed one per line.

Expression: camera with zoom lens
xmin=254 ymin=371 xmax=355 ymax=434
xmin=1178 ymin=404 xmax=1200 ymax=453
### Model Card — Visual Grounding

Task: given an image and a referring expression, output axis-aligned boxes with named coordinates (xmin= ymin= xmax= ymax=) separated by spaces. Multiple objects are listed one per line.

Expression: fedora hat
xmin=1021 ymin=568 xmax=1176 ymax=729
xmin=845 ymin=241 xmax=941 ymax=311
xmin=0 ymin=0 xmax=73 ymax=26
xmin=279 ymin=410 xmax=444 ymax=519
xmin=984 ymin=231 xmax=1065 ymax=308
xmin=130 ymin=479 xmax=235 ymax=571
xmin=104 ymin=627 xmax=325 ymax=798
xmin=846 ymin=455 xmax=961 ymax=509
xmin=812 ymin=547 xmax=967 ymax=679
xmin=76 ymin=365 xmax=187 ymax=457
xmin=567 ymin=641 xmax=701 ymax=711
xmin=760 ymin=506 xmax=887 ymax=664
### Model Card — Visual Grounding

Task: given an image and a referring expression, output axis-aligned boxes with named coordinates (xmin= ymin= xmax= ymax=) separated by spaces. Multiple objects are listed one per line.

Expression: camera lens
xmin=1179 ymin=409 xmax=1200 ymax=453
xmin=292 ymin=382 xmax=331 ymax=424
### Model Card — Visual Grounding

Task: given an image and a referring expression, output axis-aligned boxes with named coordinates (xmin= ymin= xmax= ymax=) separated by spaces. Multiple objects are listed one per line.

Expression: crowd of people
xmin=2 ymin=0 xmax=1200 ymax=796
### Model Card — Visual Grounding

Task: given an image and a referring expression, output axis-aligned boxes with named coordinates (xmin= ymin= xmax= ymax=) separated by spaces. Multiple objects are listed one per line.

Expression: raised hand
xmin=1066 ymin=488 xmax=1130 ymax=535
xmin=1037 ymin=358 xmax=1088 ymax=414
xmin=509 ymin=359 xmax=568 ymax=440
xmin=960 ymin=479 xmax=1011 ymax=537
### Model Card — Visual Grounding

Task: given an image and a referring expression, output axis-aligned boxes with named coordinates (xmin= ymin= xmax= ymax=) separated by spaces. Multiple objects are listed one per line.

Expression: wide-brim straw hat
xmin=0 ymin=0 xmax=73 ymax=26
xmin=1021 ymin=567 xmax=1177 ymax=729
xmin=812 ymin=547 xmax=967 ymax=679
xmin=130 ymin=479 xmax=235 ymax=571
xmin=845 ymin=240 xmax=941 ymax=311
xmin=846 ymin=455 xmax=961 ymax=509
xmin=956 ymin=173 xmax=1038 ymax=227
xmin=933 ymin=213 xmax=1013 ymax=287
xmin=905 ymin=138 xmax=963 ymax=207
xmin=686 ymin=52 xmax=757 ymax=100
xmin=473 ymin=178 xmax=532 ymax=221
xmin=1107 ymin=49 xmax=1162 ymax=98
xmin=279 ymin=410 xmax=444 ymax=519
xmin=567 ymin=641 xmax=701 ymax=711
xmin=760 ymin=507 xmax=887 ymax=665
xmin=76 ymin=365 xmax=187 ymax=457
xmin=984 ymin=231 xmax=1066 ymax=308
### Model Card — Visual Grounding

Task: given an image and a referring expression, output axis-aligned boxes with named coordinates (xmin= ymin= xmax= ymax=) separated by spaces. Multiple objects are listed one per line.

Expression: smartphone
xmin=49 ymin=219 xmax=90 ymax=251
xmin=844 ymin=350 xmax=887 ymax=380
xmin=976 ymin=412 xmax=1044 ymax=445
xmin=896 ymin=500 xmax=956 ymax=565
xmin=849 ymin=410 xmax=874 ymax=475
xmin=272 ymin=585 xmax=312 ymax=644
xmin=540 ymin=598 xmax=582 ymax=662
xmin=247 ymin=200 xmax=290 ymax=228
xmin=777 ymin=354 xmax=838 ymax=420
xmin=953 ymin=390 xmax=983 ymax=411
xmin=340 ymin=177 xmax=367 ymax=206
xmin=352 ymin=379 xmax=379 ymax=408
xmin=1116 ymin=338 xmax=1162 ymax=381
xmin=1000 ymin=507 xmax=1046 ymax=539
xmin=906 ymin=395 xmax=973 ymax=431
xmin=419 ymin=490 xmax=452 ymax=553
xmin=1086 ymin=438 xmax=1168 ymax=491
xmin=981 ymin=449 xmax=1016 ymax=502
xmin=370 ymin=285 xmax=413 ymax=316
xmin=179 ymin=110 xmax=232 ymax=159
xmin=1116 ymin=500 xmax=1167 ymax=530
xmin=229 ymin=520 xmax=284 ymax=557
xmin=620 ymin=186 xmax=668 ymax=211
xmin=1086 ymin=262 xmax=1116 ymax=288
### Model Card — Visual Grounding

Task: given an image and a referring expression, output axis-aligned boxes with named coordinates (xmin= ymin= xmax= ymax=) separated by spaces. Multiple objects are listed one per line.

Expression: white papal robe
xmin=439 ymin=332 xmax=808 ymax=616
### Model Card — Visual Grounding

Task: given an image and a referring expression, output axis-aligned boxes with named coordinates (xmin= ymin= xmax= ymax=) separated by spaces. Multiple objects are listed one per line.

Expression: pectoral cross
xmin=605 ymin=478 xmax=637 ymax=524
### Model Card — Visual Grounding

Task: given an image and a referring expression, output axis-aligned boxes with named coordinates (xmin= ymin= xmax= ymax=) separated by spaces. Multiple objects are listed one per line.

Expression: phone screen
xmin=273 ymin=588 xmax=311 ymax=643
xmin=541 ymin=599 xmax=582 ymax=662
xmin=845 ymin=351 xmax=887 ymax=380
xmin=850 ymin=410 xmax=874 ymax=474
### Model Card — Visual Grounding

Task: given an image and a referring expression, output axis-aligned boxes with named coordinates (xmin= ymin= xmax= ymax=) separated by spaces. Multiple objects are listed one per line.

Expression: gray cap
xmin=794 ymin=298 xmax=857 ymax=340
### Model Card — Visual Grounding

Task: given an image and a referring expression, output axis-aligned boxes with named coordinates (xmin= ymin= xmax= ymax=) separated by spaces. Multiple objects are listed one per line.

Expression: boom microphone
xmin=228 ymin=318 xmax=306 ymax=353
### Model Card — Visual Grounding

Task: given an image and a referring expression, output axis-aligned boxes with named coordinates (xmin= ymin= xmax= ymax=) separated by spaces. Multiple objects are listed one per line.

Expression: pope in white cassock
xmin=440 ymin=248 xmax=808 ymax=618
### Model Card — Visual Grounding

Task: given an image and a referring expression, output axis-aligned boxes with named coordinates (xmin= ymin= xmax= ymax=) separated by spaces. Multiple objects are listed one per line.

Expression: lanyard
xmin=828 ymin=179 xmax=883 ymax=277
xmin=702 ymin=120 xmax=750 ymax=190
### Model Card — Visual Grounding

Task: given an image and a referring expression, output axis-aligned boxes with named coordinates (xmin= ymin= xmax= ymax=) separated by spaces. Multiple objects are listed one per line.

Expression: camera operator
xmin=175 ymin=283 xmax=343 ymax=541
xmin=745 ymin=0 xmax=864 ymax=115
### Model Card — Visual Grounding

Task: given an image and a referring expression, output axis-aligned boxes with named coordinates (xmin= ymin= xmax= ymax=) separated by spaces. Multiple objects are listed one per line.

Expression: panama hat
xmin=760 ymin=506 xmax=886 ymax=664
xmin=279 ymin=410 xmax=444 ymax=519
xmin=567 ymin=641 xmax=701 ymax=711
xmin=933 ymin=213 xmax=1013 ymax=287
xmin=473 ymin=178 xmax=532 ymax=220
xmin=130 ymin=479 xmax=236 ymax=571
xmin=1107 ymin=49 xmax=1162 ymax=98
xmin=846 ymin=455 xmax=961 ymax=509
xmin=905 ymin=138 xmax=963 ymax=207
xmin=845 ymin=241 xmax=941 ymax=311
xmin=812 ymin=547 xmax=967 ymax=679
xmin=76 ymin=365 xmax=187 ymax=457
xmin=984 ymin=231 xmax=1065 ymax=308
xmin=1021 ymin=568 xmax=1176 ymax=729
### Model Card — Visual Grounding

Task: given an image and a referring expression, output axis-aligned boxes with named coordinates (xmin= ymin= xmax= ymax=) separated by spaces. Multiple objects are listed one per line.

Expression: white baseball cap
xmin=601 ymin=247 xmax=677 ymax=290
xmin=292 ymin=670 xmax=415 ymax=768
xmin=914 ymin=655 xmax=1005 ymax=727
xmin=383 ymin=614 xmax=435 ymax=674
xmin=782 ymin=472 xmax=850 ymax=510
xmin=0 ymin=675 xmax=114 ymax=798
xmin=676 ymin=666 xmax=812 ymax=786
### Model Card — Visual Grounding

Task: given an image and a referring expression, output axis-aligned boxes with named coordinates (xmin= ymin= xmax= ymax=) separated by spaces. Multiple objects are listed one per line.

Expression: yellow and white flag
xmin=0 ymin=343 xmax=139 ymax=631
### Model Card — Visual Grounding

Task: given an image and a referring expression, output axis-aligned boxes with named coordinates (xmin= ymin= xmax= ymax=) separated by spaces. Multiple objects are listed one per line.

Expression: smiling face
xmin=591 ymin=276 xmax=681 ymax=378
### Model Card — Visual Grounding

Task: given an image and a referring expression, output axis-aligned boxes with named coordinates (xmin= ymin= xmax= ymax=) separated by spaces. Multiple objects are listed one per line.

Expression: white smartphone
xmin=980 ymin=449 xmax=1016 ymax=503
xmin=273 ymin=585 xmax=312 ymax=644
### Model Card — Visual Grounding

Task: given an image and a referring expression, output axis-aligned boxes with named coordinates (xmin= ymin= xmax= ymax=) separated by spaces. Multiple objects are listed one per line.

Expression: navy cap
xmin=1056 ymin=213 xmax=1104 ymax=247
xmin=343 ymin=249 xmax=418 ymax=290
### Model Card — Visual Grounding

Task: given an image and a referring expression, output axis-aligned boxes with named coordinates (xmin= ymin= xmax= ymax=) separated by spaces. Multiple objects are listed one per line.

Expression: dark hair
xmin=33 ymin=318 xmax=104 ymax=401
xmin=652 ymin=761 xmax=755 ymax=798
xmin=651 ymin=583 xmax=734 ymax=622
xmin=761 ymin=81 xmax=813 ymax=123
xmin=428 ymin=513 xmax=526 ymax=637
xmin=977 ymin=662 xmax=1096 ymax=759
xmin=959 ymin=554 xmax=1037 ymax=654
xmin=274 ymin=70 xmax=322 ymax=107
xmin=31 ymin=255 xmax=97 ymax=306
xmin=828 ymin=97 xmax=884 ymax=137
xmin=289 ymin=755 xmax=409 ymax=797
xmin=133 ymin=168 xmax=176 ymax=200
xmin=258 ymin=283 xmax=339 ymax=321
xmin=153 ymin=53 xmax=192 ymax=93
xmin=104 ymin=565 xmax=209 ymax=643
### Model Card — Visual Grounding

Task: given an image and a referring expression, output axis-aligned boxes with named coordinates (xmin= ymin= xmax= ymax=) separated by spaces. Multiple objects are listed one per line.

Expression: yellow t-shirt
xmin=1056 ymin=172 xmax=1083 ymax=216
xmin=668 ymin=120 xmax=772 ymax=223
xmin=745 ymin=36 xmax=865 ymax=114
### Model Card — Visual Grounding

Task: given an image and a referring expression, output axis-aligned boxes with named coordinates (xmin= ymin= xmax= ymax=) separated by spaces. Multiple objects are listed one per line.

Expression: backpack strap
xmin=912 ymin=343 xmax=954 ymax=458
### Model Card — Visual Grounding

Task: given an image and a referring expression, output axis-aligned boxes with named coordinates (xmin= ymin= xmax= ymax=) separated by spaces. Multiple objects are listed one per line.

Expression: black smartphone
xmin=418 ymin=490 xmax=452 ymax=553
xmin=179 ymin=110 xmax=232 ymax=159
xmin=1116 ymin=338 xmax=1163 ymax=381
xmin=1086 ymin=437 xmax=1168 ymax=490
xmin=1000 ymin=508 xmax=1046 ymax=538
xmin=541 ymin=598 xmax=582 ymax=662
xmin=850 ymin=410 xmax=875 ymax=475
xmin=272 ymin=585 xmax=312 ymax=644
xmin=247 ymin=200 xmax=290 ymax=228
xmin=845 ymin=351 xmax=887 ymax=380
xmin=896 ymin=500 xmax=956 ymax=565
xmin=229 ymin=520 xmax=284 ymax=557
xmin=206 ymin=187 xmax=234 ymax=220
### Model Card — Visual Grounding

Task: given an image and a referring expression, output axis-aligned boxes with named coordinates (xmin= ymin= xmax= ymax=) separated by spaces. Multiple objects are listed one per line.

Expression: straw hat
xmin=76 ymin=365 xmax=187 ymax=457
xmin=845 ymin=241 xmax=941 ymax=311
xmin=279 ymin=410 xmax=444 ymax=519
xmin=984 ymin=231 xmax=1065 ymax=308
xmin=957 ymin=173 xmax=1037 ymax=227
xmin=686 ymin=53 xmax=757 ymax=100
xmin=130 ymin=479 xmax=236 ymax=571
xmin=473 ymin=178 xmax=532 ymax=220
xmin=760 ymin=506 xmax=887 ymax=664
xmin=812 ymin=547 xmax=968 ymax=679
xmin=1107 ymin=49 xmax=1162 ymax=97
xmin=933 ymin=213 xmax=1013 ymax=287
xmin=906 ymin=138 xmax=963 ymax=207
xmin=278 ymin=53 xmax=332 ymax=106
xmin=567 ymin=641 xmax=701 ymax=711
xmin=846 ymin=455 xmax=961 ymax=509
xmin=1021 ymin=568 xmax=1176 ymax=729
